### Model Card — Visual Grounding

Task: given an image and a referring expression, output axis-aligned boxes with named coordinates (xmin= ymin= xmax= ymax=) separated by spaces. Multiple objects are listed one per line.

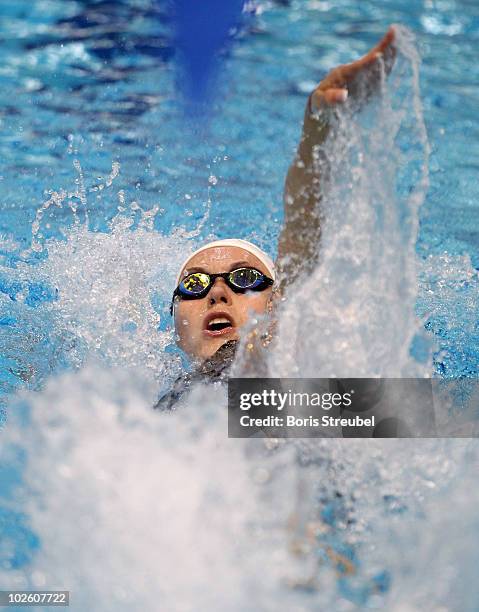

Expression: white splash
xmin=270 ymin=25 xmax=433 ymax=378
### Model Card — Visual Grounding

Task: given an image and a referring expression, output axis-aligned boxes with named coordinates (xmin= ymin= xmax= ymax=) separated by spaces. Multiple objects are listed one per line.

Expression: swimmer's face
xmin=174 ymin=246 xmax=273 ymax=361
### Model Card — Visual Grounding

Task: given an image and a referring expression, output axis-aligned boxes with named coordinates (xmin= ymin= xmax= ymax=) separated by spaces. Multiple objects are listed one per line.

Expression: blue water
xmin=1 ymin=0 xmax=478 ymax=398
xmin=1 ymin=1 xmax=478 ymax=610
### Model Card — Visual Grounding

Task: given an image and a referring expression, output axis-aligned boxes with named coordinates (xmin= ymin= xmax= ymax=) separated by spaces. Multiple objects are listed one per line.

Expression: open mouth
xmin=208 ymin=318 xmax=232 ymax=332
xmin=203 ymin=312 xmax=235 ymax=336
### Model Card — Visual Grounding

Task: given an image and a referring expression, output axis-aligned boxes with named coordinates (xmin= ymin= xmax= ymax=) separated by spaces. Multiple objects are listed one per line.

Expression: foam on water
xmin=1 ymin=25 xmax=478 ymax=612
xmin=0 ymin=367 xmax=302 ymax=611
xmin=37 ymin=219 xmax=179 ymax=378
xmin=418 ymin=252 xmax=479 ymax=377
xmin=2 ymin=160 xmax=200 ymax=395
xmin=2 ymin=374 xmax=479 ymax=610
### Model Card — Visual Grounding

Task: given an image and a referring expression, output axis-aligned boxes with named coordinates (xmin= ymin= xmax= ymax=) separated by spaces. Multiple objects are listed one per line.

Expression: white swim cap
xmin=175 ymin=238 xmax=276 ymax=287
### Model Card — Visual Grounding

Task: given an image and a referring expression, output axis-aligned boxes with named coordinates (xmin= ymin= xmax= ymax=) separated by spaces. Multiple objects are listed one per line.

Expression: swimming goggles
xmin=170 ymin=267 xmax=274 ymax=315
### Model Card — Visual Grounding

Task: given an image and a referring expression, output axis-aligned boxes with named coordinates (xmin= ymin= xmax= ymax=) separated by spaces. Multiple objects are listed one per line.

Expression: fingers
xmin=373 ymin=26 xmax=396 ymax=57
xmin=309 ymin=26 xmax=397 ymax=113
xmin=337 ymin=26 xmax=397 ymax=81
xmin=358 ymin=26 xmax=396 ymax=67
xmin=312 ymin=88 xmax=348 ymax=111
xmin=368 ymin=26 xmax=396 ymax=75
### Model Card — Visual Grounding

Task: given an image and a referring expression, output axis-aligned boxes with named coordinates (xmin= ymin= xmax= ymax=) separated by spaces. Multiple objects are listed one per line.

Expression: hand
xmin=310 ymin=26 xmax=396 ymax=111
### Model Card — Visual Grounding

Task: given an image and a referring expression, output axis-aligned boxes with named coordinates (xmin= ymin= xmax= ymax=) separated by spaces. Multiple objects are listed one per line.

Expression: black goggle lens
xmin=179 ymin=272 xmax=210 ymax=295
xmin=228 ymin=267 xmax=264 ymax=289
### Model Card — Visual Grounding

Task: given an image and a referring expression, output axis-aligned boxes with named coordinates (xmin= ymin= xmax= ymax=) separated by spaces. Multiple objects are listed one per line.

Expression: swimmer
xmin=156 ymin=27 xmax=396 ymax=408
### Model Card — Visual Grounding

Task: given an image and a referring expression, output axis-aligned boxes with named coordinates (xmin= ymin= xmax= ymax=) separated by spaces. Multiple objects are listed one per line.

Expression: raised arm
xmin=276 ymin=27 xmax=396 ymax=292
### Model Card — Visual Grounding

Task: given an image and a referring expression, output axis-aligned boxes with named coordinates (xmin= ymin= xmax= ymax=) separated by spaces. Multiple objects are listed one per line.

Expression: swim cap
xmin=175 ymin=238 xmax=276 ymax=287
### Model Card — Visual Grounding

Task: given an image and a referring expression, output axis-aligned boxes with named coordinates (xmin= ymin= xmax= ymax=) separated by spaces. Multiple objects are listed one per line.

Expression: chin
xmin=200 ymin=335 xmax=239 ymax=360
xmin=201 ymin=341 xmax=227 ymax=360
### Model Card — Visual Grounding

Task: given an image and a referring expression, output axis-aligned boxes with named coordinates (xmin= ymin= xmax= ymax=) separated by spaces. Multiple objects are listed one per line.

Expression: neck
xmin=198 ymin=340 xmax=239 ymax=377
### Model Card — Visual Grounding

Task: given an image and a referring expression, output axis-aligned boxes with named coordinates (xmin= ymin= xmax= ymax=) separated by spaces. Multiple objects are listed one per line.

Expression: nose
xmin=207 ymin=278 xmax=233 ymax=307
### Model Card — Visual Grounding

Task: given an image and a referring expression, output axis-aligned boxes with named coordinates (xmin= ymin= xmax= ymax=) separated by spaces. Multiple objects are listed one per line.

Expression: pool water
xmin=0 ymin=1 xmax=478 ymax=610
